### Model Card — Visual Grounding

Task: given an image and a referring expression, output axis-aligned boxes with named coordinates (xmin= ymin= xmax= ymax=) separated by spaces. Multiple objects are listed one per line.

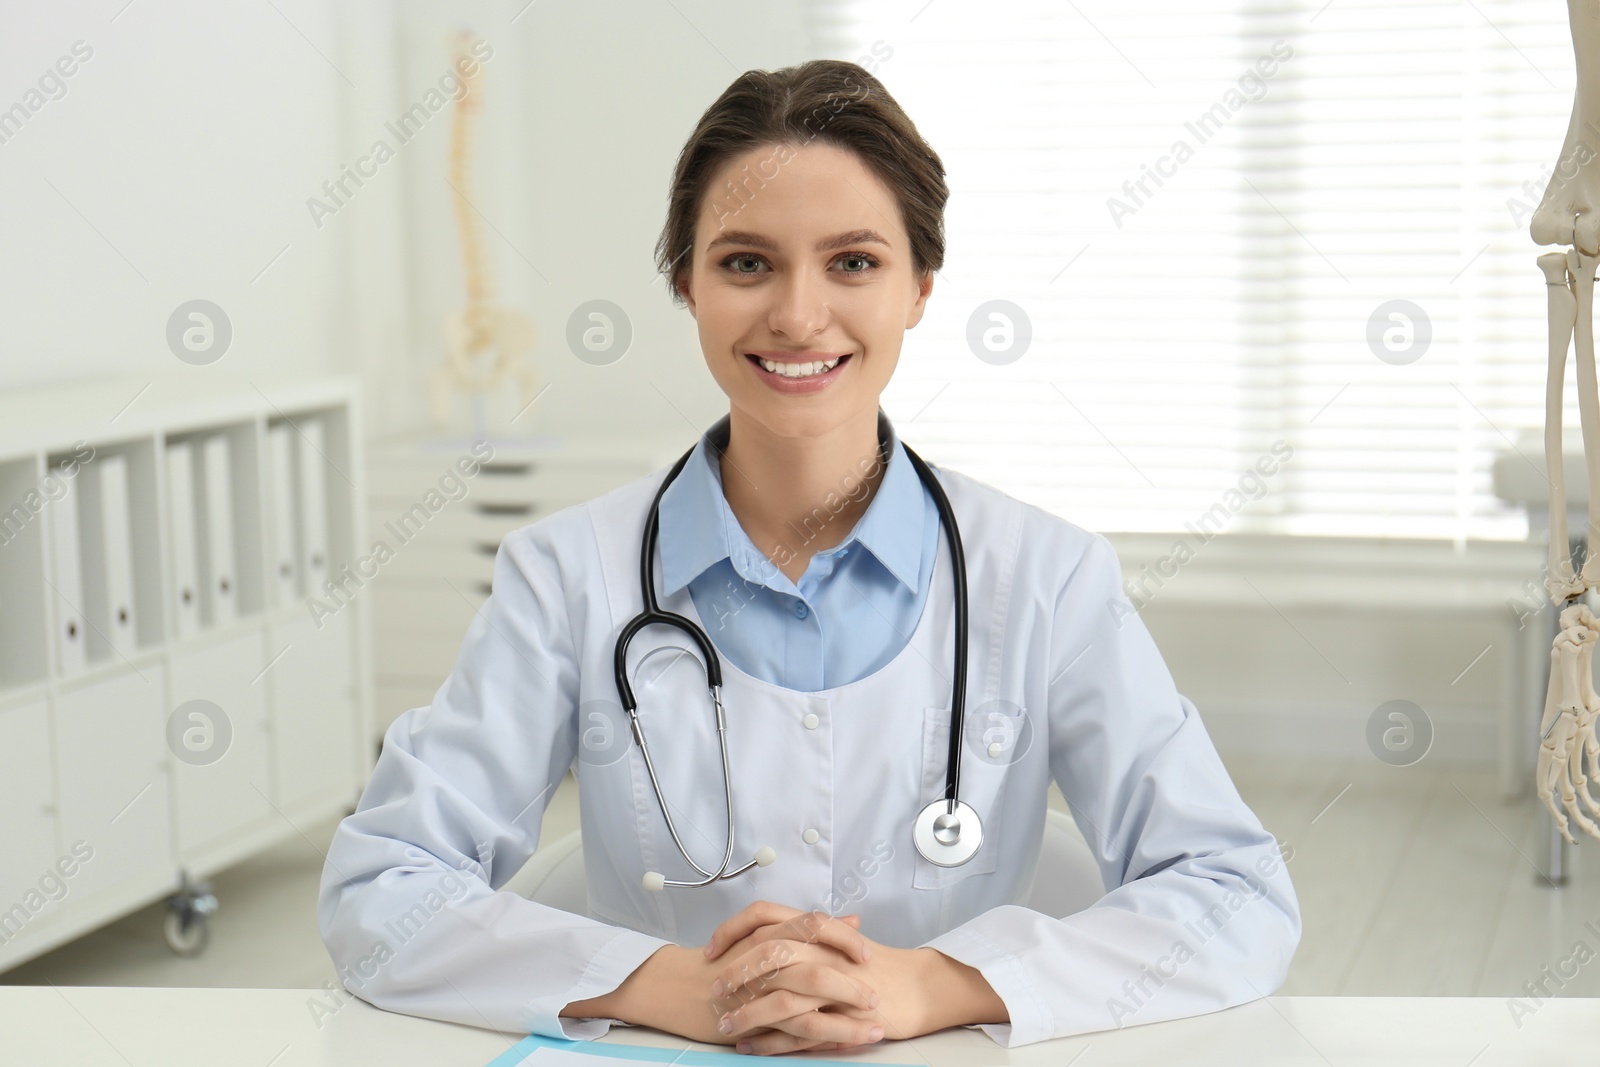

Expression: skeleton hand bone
xmin=1537 ymin=604 xmax=1600 ymax=844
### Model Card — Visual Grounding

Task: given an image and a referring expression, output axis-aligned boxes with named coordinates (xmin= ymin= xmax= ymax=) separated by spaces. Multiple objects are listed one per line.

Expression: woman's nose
xmin=765 ymin=271 xmax=831 ymax=338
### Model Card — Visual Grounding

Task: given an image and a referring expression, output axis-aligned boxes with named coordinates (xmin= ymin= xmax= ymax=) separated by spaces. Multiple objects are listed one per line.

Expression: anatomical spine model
xmin=431 ymin=29 xmax=540 ymax=431
xmin=1534 ymin=1 xmax=1600 ymax=844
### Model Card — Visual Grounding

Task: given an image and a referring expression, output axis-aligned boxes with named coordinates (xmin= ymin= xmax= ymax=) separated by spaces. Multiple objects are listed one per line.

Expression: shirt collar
xmin=658 ymin=408 xmax=928 ymax=598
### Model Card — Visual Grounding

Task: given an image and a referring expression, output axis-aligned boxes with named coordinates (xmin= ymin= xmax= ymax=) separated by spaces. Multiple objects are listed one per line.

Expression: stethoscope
xmin=614 ymin=411 xmax=981 ymax=891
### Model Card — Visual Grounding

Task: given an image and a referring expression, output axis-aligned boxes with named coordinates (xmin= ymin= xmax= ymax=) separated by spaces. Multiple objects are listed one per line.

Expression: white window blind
xmin=805 ymin=0 xmax=1575 ymax=541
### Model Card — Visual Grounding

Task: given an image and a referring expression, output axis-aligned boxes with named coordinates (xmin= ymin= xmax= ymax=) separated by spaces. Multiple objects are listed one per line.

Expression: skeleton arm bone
xmin=1542 ymin=252 xmax=1585 ymax=601
xmin=1566 ymin=251 xmax=1600 ymax=591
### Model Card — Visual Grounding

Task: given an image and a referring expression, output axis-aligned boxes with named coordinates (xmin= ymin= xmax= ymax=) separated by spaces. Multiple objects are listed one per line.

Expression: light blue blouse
xmin=656 ymin=413 xmax=941 ymax=692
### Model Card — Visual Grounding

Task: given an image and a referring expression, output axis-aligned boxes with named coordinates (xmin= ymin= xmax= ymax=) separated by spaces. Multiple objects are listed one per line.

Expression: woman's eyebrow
xmin=705 ymin=228 xmax=892 ymax=254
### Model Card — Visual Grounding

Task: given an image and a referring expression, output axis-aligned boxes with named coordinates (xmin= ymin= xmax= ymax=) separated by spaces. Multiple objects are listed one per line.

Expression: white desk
xmin=0 ymin=987 xmax=1591 ymax=1066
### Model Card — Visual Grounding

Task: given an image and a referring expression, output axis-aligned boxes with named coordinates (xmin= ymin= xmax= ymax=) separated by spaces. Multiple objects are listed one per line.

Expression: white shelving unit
xmin=0 ymin=375 xmax=372 ymax=971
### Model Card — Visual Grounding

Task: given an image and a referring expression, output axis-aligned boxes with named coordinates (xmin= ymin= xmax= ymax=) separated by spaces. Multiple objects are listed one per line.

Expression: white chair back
xmin=505 ymin=808 xmax=1106 ymax=921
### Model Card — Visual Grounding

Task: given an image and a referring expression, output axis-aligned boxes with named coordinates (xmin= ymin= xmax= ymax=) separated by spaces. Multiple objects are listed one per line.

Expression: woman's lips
xmin=744 ymin=352 xmax=853 ymax=393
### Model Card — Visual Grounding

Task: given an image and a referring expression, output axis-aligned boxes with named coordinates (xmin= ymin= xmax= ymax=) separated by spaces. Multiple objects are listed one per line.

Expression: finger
xmin=707 ymin=908 xmax=870 ymax=966
xmin=715 ymin=956 xmax=878 ymax=1016
xmin=704 ymin=901 xmax=803 ymax=960
xmin=714 ymin=939 xmax=876 ymax=1006
xmin=705 ymin=903 xmax=861 ymax=960
xmin=717 ymin=911 xmax=871 ymax=972
xmin=786 ymin=910 xmax=870 ymax=963
xmin=733 ymin=1007 xmax=884 ymax=1056
xmin=729 ymin=998 xmax=889 ymax=1049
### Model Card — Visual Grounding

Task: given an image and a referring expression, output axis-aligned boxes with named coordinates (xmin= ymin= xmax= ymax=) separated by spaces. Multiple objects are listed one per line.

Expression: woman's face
xmin=679 ymin=140 xmax=933 ymax=442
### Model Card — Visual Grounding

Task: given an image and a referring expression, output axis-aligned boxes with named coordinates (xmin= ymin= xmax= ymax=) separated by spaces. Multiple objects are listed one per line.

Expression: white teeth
xmin=756 ymin=355 xmax=842 ymax=378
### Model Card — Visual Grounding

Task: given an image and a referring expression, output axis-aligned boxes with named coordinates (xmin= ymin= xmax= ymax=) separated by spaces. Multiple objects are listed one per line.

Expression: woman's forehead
xmin=695 ymin=165 xmax=906 ymax=251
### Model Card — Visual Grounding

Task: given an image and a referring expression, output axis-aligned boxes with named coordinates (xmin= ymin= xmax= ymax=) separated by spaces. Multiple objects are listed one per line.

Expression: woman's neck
xmin=717 ymin=406 xmax=887 ymax=585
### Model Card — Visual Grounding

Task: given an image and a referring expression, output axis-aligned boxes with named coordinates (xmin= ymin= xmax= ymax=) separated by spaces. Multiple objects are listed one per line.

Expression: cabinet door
xmin=269 ymin=612 xmax=357 ymax=811
xmin=55 ymin=668 xmax=172 ymax=903
xmin=169 ymin=633 xmax=272 ymax=854
xmin=0 ymin=699 xmax=61 ymax=941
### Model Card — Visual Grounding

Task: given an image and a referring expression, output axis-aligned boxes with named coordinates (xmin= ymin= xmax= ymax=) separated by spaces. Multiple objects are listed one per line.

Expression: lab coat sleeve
xmin=316 ymin=517 xmax=672 ymax=1039
xmin=919 ymin=530 xmax=1301 ymax=1047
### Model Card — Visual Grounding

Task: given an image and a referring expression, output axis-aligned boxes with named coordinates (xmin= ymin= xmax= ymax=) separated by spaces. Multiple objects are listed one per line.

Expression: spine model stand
xmin=1533 ymin=2 xmax=1600 ymax=845
xmin=431 ymin=29 xmax=540 ymax=435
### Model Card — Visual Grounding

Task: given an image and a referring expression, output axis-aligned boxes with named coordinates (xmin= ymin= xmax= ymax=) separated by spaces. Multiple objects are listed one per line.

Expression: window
xmin=808 ymin=0 xmax=1574 ymax=541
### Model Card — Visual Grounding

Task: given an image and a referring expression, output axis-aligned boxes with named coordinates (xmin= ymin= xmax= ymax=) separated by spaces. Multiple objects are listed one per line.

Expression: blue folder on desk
xmin=487 ymin=1033 xmax=919 ymax=1066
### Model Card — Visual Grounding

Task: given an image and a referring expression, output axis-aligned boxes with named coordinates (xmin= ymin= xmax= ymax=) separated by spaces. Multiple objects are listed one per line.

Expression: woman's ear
xmin=905 ymin=269 xmax=934 ymax=329
xmin=679 ymin=267 xmax=697 ymax=318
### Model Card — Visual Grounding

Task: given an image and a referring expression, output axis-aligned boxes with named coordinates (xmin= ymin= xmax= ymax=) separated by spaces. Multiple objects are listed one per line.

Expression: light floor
xmin=5 ymin=755 xmax=1598 ymax=1000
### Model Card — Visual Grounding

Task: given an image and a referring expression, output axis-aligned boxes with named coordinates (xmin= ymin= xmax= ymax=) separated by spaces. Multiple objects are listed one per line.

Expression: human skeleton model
xmin=431 ymin=30 xmax=540 ymax=430
xmin=1533 ymin=1 xmax=1600 ymax=844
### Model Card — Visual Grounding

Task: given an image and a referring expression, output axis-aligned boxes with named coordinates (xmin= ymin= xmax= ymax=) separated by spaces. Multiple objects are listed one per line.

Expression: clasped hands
xmin=633 ymin=901 xmax=944 ymax=1056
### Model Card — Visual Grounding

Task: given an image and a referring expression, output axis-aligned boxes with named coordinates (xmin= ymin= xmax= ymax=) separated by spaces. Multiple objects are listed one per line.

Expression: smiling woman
xmin=318 ymin=57 xmax=1299 ymax=1060
xmin=651 ymin=60 xmax=947 ymax=583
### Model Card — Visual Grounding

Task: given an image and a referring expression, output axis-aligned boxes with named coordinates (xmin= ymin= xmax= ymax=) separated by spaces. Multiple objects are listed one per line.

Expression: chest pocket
xmin=912 ymin=705 xmax=1011 ymax=889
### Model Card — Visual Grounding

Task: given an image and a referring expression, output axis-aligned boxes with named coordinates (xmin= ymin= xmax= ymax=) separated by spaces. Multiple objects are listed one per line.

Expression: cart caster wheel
xmin=163 ymin=908 xmax=210 ymax=956
xmin=164 ymin=873 xmax=217 ymax=957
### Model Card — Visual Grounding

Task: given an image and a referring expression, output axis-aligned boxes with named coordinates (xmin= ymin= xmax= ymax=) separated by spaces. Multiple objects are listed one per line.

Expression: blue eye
xmin=717 ymin=252 xmax=881 ymax=276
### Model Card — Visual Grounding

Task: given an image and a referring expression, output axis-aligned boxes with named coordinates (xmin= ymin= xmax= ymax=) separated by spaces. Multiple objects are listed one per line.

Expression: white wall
xmin=0 ymin=0 xmax=349 ymax=390
xmin=334 ymin=0 xmax=814 ymax=444
xmin=1 ymin=0 xmax=810 ymax=446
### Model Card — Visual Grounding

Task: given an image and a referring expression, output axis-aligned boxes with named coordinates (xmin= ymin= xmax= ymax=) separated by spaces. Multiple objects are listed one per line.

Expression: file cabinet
xmin=0 ymin=375 xmax=372 ymax=971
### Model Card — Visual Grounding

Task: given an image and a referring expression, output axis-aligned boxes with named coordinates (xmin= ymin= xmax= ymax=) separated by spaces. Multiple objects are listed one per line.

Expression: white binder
xmin=79 ymin=453 xmax=138 ymax=658
xmin=101 ymin=454 xmax=137 ymax=655
xmin=296 ymin=418 xmax=330 ymax=597
xmin=196 ymin=434 xmax=237 ymax=626
xmin=48 ymin=467 xmax=88 ymax=674
xmin=267 ymin=422 xmax=299 ymax=605
xmin=166 ymin=441 xmax=202 ymax=638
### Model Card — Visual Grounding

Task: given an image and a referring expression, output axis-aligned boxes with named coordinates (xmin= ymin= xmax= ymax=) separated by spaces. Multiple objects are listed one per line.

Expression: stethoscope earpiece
xmin=642 ymin=845 xmax=778 ymax=892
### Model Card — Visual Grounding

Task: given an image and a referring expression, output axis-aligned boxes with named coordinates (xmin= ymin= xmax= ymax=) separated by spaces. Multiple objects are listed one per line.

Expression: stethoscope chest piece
xmin=912 ymin=798 xmax=983 ymax=867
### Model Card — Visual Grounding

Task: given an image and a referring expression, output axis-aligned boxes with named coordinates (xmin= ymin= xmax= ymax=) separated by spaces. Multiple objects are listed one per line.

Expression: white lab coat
xmin=318 ymin=459 xmax=1300 ymax=1048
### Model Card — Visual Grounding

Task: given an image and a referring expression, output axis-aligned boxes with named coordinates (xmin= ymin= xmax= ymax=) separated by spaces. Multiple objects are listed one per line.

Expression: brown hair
xmin=653 ymin=58 xmax=948 ymax=307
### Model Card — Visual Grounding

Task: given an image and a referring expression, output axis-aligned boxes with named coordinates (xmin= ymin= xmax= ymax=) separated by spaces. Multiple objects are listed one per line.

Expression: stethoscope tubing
xmin=614 ymin=417 xmax=970 ymax=886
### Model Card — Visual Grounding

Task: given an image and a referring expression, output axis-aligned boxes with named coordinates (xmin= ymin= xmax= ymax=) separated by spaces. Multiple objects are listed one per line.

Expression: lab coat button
xmin=803 ymin=713 xmax=820 ymax=730
xmin=802 ymin=828 xmax=820 ymax=845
